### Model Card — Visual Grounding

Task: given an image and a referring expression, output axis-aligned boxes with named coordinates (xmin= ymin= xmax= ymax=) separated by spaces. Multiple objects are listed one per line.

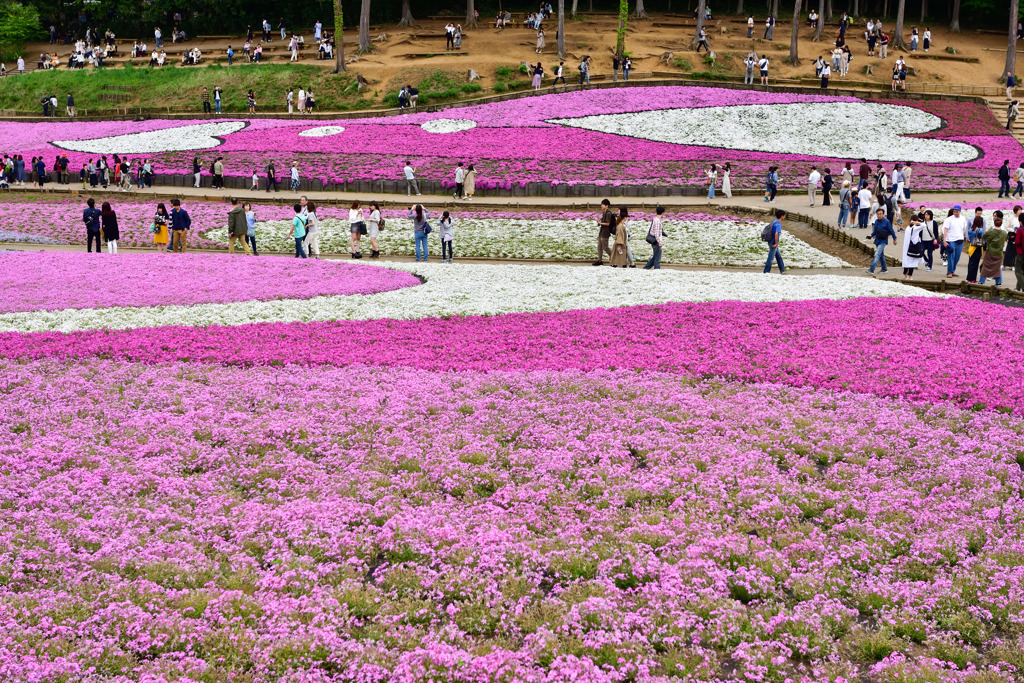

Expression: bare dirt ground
xmin=21 ymin=13 xmax=1020 ymax=102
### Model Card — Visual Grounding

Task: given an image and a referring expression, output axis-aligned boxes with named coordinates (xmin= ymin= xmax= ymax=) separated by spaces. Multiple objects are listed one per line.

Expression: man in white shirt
xmin=758 ymin=55 xmax=769 ymax=85
xmin=453 ymin=162 xmax=466 ymax=199
xmin=314 ymin=21 xmax=322 ymax=40
xmin=856 ymin=186 xmax=873 ymax=228
xmin=404 ymin=161 xmax=420 ymax=196
xmin=807 ymin=167 xmax=822 ymax=206
xmin=747 ymin=15 xmax=754 ymax=38
xmin=154 ymin=27 xmax=162 ymax=48
xmin=942 ymin=204 xmax=968 ymax=277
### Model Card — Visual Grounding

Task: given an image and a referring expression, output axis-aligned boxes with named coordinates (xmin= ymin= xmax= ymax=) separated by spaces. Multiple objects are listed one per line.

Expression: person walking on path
xmin=837 ymin=180 xmax=852 ymax=228
xmin=83 ymin=198 xmax=102 ymax=253
xmin=965 ymin=215 xmax=986 ymax=283
xmin=866 ymin=208 xmax=897 ymax=275
xmin=453 ymin=162 xmax=466 ymax=199
xmin=265 ymin=160 xmax=279 ymax=192
xmin=101 ymin=201 xmax=119 ymax=254
xmin=404 ymin=161 xmax=421 ymax=196
xmin=409 ymin=204 xmax=431 ymax=262
xmin=808 ymin=166 xmax=821 ymax=206
xmin=304 ymin=201 xmax=321 ymax=259
xmin=901 ymin=214 xmax=925 ymax=279
xmin=1014 ymin=214 xmax=1024 ymax=290
xmin=764 ymin=209 xmax=787 ymax=274
xmin=609 ymin=207 xmax=632 ymax=268
xmin=366 ymin=201 xmax=381 ymax=259
xmin=169 ymin=199 xmax=191 ymax=253
xmin=464 ymin=164 xmax=476 ymax=200
xmin=920 ymin=210 xmax=938 ymax=271
xmin=644 ymin=206 xmax=665 ymax=270
xmin=943 ymin=204 xmax=968 ymax=278
xmin=289 ymin=204 xmax=308 ymax=258
xmin=979 ymin=211 xmax=1008 ymax=285
xmin=594 ymin=199 xmax=614 ymax=265
xmin=999 ymin=160 xmax=1012 ymax=197
xmin=1008 ymin=100 xmax=1020 ymax=132
xmin=244 ymin=203 xmax=258 ymax=256
xmin=747 ymin=15 xmax=755 ymax=38
xmin=227 ymin=197 xmax=253 ymax=255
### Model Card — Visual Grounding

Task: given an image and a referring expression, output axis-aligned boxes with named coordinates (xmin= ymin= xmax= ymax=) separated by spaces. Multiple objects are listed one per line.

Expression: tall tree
xmin=1006 ymin=0 xmax=1019 ymax=78
xmin=787 ymin=0 xmax=803 ymax=63
xmin=950 ymin=0 xmax=961 ymax=32
xmin=919 ymin=0 xmax=927 ymax=23
xmin=892 ymin=0 xmax=906 ymax=48
xmin=358 ymin=0 xmax=370 ymax=52
xmin=615 ymin=0 xmax=628 ymax=54
xmin=332 ymin=0 xmax=345 ymax=73
xmin=852 ymin=0 xmax=859 ymax=17
xmin=572 ymin=0 xmax=579 ymax=16
xmin=558 ymin=0 xmax=566 ymax=57
xmin=813 ymin=0 xmax=825 ymax=40
xmin=736 ymin=0 xmax=744 ymax=16
xmin=826 ymin=0 xmax=833 ymax=20
xmin=634 ymin=0 xmax=649 ymax=18
xmin=466 ymin=0 xmax=477 ymax=27
xmin=398 ymin=0 xmax=414 ymax=27
xmin=772 ymin=0 xmax=780 ymax=18
xmin=693 ymin=0 xmax=707 ymax=47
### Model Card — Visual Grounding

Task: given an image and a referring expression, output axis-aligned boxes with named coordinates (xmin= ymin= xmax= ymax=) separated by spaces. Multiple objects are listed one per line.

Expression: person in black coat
xmin=101 ymin=201 xmax=119 ymax=254
xmin=83 ymin=198 xmax=102 ymax=253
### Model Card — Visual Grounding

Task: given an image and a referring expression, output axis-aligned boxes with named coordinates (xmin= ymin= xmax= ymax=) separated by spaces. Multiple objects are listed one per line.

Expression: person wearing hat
xmin=837 ymin=180 xmax=852 ymax=228
xmin=943 ymin=205 xmax=968 ymax=277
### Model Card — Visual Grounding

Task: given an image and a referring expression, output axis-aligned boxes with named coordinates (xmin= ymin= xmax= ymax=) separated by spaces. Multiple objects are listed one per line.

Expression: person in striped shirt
xmin=644 ymin=206 xmax=665 ymax=270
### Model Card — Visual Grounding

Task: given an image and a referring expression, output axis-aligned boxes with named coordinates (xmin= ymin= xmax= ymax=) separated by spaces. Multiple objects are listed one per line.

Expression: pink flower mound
xmin=0 ymin=252 xmax=419 ymax=313
xmin=0 ymin=360 xmax=1021 ymax=681
xmin=3 ymin=297 xmax=1023 ymax=414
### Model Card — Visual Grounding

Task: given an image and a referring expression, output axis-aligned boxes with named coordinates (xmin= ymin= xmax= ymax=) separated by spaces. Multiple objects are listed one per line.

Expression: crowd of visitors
xmin=3 ymin=152 xmax=152 ymax=190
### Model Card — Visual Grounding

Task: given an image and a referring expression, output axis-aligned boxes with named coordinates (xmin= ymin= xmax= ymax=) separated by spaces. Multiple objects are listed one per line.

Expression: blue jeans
xmin=707 ymin=183 xmax=715 ymax=199
xmin=623 ymin=68 xmax=630 ymax=80
xmin=214 ymin=100 xmax=221 ymax=113
xmin=999 ymin=179 xmax=1011 ymax=197
xmin=227 ymin=53 xmax=233 ymax=65
xmin=764 ymin=245 xmax=785 ymax=273
xmin=1014 ymin=181 xmax=1023 ymax=197
xmin=414 ymin=231 xmax=428 ymax=261
xmin=869 ymin=243 xmax=888 ymax=272
xmin=837 ymin=205 xmax=849 ymax=226
xmin=979 ymin=276 xmax=1002 ymax=285
xmin=946 ymin=240 xmax=964 ymax=274
xmin=644 ymin=244 xmax=662 ymax=269
xmin=294 ymin=237 xmax=306 ymax=258
xmin=858 ymin=208 xmax=870 ymax=228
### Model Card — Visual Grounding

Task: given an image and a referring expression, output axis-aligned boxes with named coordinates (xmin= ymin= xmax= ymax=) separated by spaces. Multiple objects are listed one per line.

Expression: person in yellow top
xmin=153 ymin=202 xmax=170 ymax=251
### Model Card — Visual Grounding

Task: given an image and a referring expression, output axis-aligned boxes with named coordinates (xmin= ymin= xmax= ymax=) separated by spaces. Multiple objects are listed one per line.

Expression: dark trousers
xmin=442 ymin=239 xmax=453 ymax=260
xmin=266 ymin=176 xmax=279 ymax=192
xmin=922 ymin=240 xmax=935 ymax=269
xmin=294 ymin=237 xmax=307 ymax=258
xmin=999 ymin=178 xmax=1011 ymax=197
xmin=87 ymin=231 xmax=101 ymax=252
xmin=454 ymin=182 xmax=464 ymax=198
xmin=203 ymin=101 xmax=211 ymax=113
xmin=245 ymin=233 xmax=258 ymax=255
xmin=966 ymin=247 xmax=983 ymax=281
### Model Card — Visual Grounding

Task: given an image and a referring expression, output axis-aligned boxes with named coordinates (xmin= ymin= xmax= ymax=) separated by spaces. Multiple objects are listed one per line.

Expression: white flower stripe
xmin=0 ymin=263 xmax=937 ymax=334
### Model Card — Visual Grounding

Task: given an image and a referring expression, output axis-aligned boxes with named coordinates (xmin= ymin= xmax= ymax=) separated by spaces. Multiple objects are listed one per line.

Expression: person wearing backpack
xmin=763 ymin=209 xmax=787 ymax=274
xmin=265 ymin=160 xmax=279 ymax=192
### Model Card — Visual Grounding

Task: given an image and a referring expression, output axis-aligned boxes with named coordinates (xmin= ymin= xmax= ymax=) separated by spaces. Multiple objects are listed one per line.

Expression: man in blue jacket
xmin=82 ymin=197 xmax=102 ymax=253
xmin=169 ymin=198 xmax=191 ymax=253
xmin=867 ymin=208 xmax=897 ymax=275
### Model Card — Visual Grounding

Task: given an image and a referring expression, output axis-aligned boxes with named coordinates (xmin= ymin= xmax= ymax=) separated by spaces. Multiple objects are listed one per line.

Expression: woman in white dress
xmin=536 ymin=29 xmax=546 ymax=53
xmin=901 ymin=214 xmax=925 ymax=279
xmin=721 ymin=163 xmax=732 ymax=198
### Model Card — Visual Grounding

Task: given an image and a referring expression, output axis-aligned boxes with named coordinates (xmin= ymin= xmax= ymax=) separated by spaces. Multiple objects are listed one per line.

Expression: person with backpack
xmin=551 ymin=61 xmax=566 ymax=88
xmin=409 ymin=204 xmax=431 ymax=262
xmin=265 ymin=160 xmax=279 ymax=192
xmin=83 ymin=198 xmax=102 ymax=253
xmin=763 ymin=209 xmax=787 ymax=274
xmin=837 ymin=180 xmax=852 ymax=228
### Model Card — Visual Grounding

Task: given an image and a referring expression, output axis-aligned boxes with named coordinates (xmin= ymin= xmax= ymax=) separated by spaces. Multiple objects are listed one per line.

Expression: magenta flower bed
xmin=3 ymin=296 xmax=1023 ymax=414
xmin=0 ymin=252 xmax=419 ymax=313
xmin=3 ymin=87 xmax=1018 ymax=191
xmin=0 ymin=359 xmax=1021 ymax=681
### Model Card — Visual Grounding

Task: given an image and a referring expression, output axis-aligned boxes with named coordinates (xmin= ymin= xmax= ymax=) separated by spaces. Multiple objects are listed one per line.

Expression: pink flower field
xmin=0 ymin=252 xmax=419 ymax=313
xmin=2 ymin=87 xmax=1018 ymax=191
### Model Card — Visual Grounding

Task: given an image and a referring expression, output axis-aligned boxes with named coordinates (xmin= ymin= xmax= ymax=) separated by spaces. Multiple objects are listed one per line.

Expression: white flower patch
xmin=53 ymin=121 xmax=248 ymax=155
xmin=298 ymin=126 xmax=345 ymax=137
xmin=205 ymin=218 xmax=851 ymax=268
xmin=420 ymin=119 xmax=478 ymax=134
xmin=0 ymin=263 xmax=938 ymax=334
xmin=547 ymin=102 xmax=979 ymax=163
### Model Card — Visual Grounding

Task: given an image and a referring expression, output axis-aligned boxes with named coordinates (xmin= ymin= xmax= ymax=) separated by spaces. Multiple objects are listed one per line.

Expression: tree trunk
xmin=332 ymin=0 xmax=345 ymax=73
xmin=826 ymin=0 xmax=833 ymax=21
xmin=634 ymin=0 xmax=648 ymax=18
xmin=736 ymin=0 xmax=743 ymax=16
xmin=693 ymin=0 xmax=707 ymax=46
xmin=788 ymin=0 xmax=803 ymax=63
xmin=772 ymin=0 xmax=780 ymax=19
xmin=1007 ymin=0 xmax=1019 ymax=78
xmin=891 ymin=0 xmax=905 ymax=48
xmin=358 ymin=0 xmax=370 ymax=52
xmin=398 ymin=0 xmax=414 ymax=27
xmin=814 ymin=0 xmax=825 ymax=40
xmin=558 ymin=0 xmax=566 ymax=57
xmin=615 ymin=0 xmax=628 ymax=53
xmin=883 ymin=0 xmax=888 ymax=20
xmin=466 ymin=0 xmax=477 ymax=27
xmin=572 ymin=0 xmax=579 ymax=16
xmin=919 ymin=0 xmax=927 ymax=23
xmin=589 ymin=0 xmax=593 ymax=12
xmin=852 ymin=0 xmax=858 ymax=16
xmin=950 ymin=0 xmax=961 ymax=32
